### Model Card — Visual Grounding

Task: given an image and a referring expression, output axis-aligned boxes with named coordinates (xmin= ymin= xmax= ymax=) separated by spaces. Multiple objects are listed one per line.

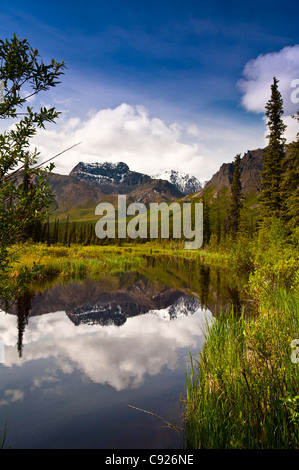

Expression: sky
xmin=1 ymin=0 xmax=299 ymax=181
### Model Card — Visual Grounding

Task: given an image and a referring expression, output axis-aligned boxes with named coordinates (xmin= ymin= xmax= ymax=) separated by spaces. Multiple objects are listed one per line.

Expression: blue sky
xmin=1 ymin=0 xmax=299 ymax=180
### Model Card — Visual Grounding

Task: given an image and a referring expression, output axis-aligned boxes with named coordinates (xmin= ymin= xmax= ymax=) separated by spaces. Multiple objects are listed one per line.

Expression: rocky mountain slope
xmin=205 ymin=148 xmax=265 ymax=194
xmin=47 ymin=161 xmax=185 ymax=217
xmin=47 ymin=149 xmax=266 ymax=220
xmin=69 ymin=161 xmax=147 ymax=192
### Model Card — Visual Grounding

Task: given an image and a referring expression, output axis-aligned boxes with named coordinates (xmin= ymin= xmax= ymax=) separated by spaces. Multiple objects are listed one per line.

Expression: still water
xmin=0 ymin=255 xmax=248 ymax=449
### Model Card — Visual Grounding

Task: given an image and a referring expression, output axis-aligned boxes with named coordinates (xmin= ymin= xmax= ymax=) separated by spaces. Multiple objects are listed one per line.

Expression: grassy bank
xmin=8 ymin=241 xmax=231 ymax=279
xmin=184 ymin=221 xmax=299 ymax=448
xmin=8 ymin=243 xmax=147 ymax=279
xmin=184 ymin=287 xmax=299 ymax=448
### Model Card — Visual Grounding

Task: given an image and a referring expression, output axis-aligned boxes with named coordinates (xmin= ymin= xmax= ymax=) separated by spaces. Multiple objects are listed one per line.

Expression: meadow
xmin=7 ymin=240 xmax=230 ymax=280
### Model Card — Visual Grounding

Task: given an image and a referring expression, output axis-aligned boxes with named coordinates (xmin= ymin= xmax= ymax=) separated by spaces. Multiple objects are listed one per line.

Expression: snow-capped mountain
xmin=48 ymin=161 xmax=204 ymax=215
xmin=151 ymin=169 xmax=202 ymax=195
xmin=70 ymin=161 xmax=131 ymax=185
xmin=70 ymin=162 xmax=202 ymax=196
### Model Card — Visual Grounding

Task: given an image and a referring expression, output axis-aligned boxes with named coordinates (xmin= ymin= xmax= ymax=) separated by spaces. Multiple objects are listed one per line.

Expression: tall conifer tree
xmin=227 ymin=153 xmax=242 ymax=237
xmin=202 ymin=194 xmax=211 ymax=246
xmin=260 ymin=77 xmax=286 ymax=220
xmin=280 ymin=110 xmax=299 ymax=232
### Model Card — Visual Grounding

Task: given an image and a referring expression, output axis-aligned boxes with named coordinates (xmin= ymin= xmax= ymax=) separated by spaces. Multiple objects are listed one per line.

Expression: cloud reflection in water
xmin=0 ymin=306 xmax=212 ymax=391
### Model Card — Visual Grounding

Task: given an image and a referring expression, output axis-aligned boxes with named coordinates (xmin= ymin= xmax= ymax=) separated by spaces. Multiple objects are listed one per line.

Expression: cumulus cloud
xmin=0 ymin=389 xmax=24 ymax=405
xmin=32 ymin=103 xmax=205 ymax=177
xmin=1 ymin=309 xmax=210 ymax=392
xmin=31 ymin=103 xmax=266 ymax=180
xmin=238 ymin=44 xmax=299 ymax=117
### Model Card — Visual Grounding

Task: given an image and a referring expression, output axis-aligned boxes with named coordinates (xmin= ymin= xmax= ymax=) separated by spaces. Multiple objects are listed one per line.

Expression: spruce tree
xmin=77 ymin=225 xmax=84 ymax=244
xmin=202 ymin=195 xmax=211 ymax=246
xmin=280 ymin=111 xmax=299 ymax=232
xmin=260 ymin=77 xmax=286 ymax=221
xmin=227 ymin=153 xmax=242 ymax=237
xmin=63 ymin=215 xmax=69 ymax=246
xmin=68 ymin=222 xmax=77 ymax=245
xmin=46 ymin=217 xmax=50 ymax=246
xmin=215 ymin=194 xmax=222 ymax=243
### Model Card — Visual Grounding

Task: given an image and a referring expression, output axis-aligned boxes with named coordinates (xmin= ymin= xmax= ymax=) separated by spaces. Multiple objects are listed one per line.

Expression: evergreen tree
xmin=227 ymin=154 xmax=242 ymax=237
xmin=260 ymin=77 xmax=286 ymax=221
xmin=84 ymin=224 xmax=93 ymax=245
xmin=68 ymin=222 xmax=77 ymax=245
xmin=215 ymin=194 xmax=222 ymax=244
xmin=202 ymin=195 xmax=211 ymax=246
xmin=52 ymin=219 xmax=59 ymax=244
xmin=41 ymin=221 xmax=47 ymax=243
xmin=281 ymin=110 xmax=299 ymax=232
xmin=77 ymin=225 xmax=84 ymax=244
xmin=46 ymin=217 xmax=50 ymax=246
xmin=63 ymin=215 xmax=69 ymax=246
xmin=31 ymin=219 xmax=43 ymax=242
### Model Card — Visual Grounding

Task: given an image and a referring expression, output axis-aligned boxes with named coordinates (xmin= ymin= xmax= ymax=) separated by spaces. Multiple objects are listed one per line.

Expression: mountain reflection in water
xmin=2 ymin=256 xmax=249 ymax=360
xmin=0 ymin=257 xmax=249 ymax=449
xmin=1 ymin=271 xmax=212 ymax=392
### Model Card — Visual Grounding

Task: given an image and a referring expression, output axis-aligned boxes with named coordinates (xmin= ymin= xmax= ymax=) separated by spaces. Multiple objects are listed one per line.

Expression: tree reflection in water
xmin=2 ymin=255 xmax=249 ymax=357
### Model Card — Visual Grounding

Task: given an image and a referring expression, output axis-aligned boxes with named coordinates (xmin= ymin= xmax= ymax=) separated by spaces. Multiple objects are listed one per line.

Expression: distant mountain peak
xmin=151 ymin=169 xmax=202 ymax=195
xmin=48 ymin=161 xmax=205 ymax=216
xmin=70 ymin=161 xmax=130 ymax=184
xmin=69 ymin=162 xmax=202 ymax=195
xmin=76 ymin=161 xmax=130 ymax=174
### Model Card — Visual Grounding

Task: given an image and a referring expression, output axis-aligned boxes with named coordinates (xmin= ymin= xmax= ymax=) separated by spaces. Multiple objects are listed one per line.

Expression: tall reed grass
xmin=184 ymin=287 xmax=299 ymax=448
xmin=8 ymin=243 xmax=147 ymax=279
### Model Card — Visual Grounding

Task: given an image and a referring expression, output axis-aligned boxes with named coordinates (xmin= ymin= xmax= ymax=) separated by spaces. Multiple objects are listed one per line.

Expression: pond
xmin=0 ymin=255 xmax=249 ymax=449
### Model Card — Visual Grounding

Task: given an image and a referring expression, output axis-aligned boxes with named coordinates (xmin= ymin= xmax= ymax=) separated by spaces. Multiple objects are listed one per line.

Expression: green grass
xmin=0 ymin=419 xmax=9 ymax=449
xmin=184 ymin=286 xmax=299 ymax=448
xmin=8 ymin=243 xmax=149 ymax=279
xmin=183 ymin=221 xmax=299 ymax=449
xmin=8 ymin=241 xmax=232 ymax=280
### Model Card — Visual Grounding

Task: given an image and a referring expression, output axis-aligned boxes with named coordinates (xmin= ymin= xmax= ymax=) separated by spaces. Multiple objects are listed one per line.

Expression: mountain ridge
xmin=47 ymin=149 xmax=266 ymax=220
xmin=47 ymin=161 xmax=203 ymax=218
xmin=205 ymin=148 xmax=265 ymax=194
xmin=47 ymin=162 xmax=184 ymax=218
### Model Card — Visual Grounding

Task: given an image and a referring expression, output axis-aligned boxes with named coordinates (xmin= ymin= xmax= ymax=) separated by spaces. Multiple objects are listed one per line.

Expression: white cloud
xmin=1 ymin=309 xmax=210 ymax=392
xmin=32 ymin=103 xmax=204 ymax=177
xmin=283 ymin=113 xmax=299 ymax=142
xmin=0 ymin=389 xmax=24 ymax=405
xmin=31 ymin=103 xmax=266 ymax=181
xmin=186 ymin=124 xmax=201 ymax=138
xmin=238 ymin=44 xmax=299 ymax=117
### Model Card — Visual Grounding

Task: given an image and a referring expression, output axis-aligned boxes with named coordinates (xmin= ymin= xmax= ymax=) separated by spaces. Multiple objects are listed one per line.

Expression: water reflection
xmin=1 ymin=271 xmax=213 ymax=392
xmin=1 ymin=309 xmax=211 ymax=392
xmin=0 ymin=256 xmax=250 ymax=449
xmin=1 ymin=256 xmax=249 ymax=360
xmin=142 ymin=254 xmax=248 ymax=315
xmin=16 ymin=290 xmax=33 ymax=358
